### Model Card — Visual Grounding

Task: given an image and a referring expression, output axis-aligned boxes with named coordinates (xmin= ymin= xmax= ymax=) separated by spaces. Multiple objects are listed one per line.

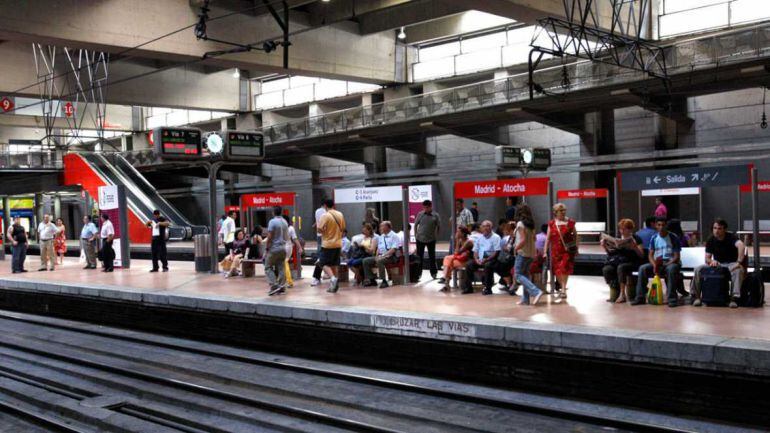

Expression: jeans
xmin=693 ymin=263 xmax=744 ymax=299
xmin=464 ymin=260 xmax=496 ymax=291
xmin=265 ymin=249 xmax=287 ymax=288
xmin=515 ymin=255 xmax=542 ymax=303
xmin=11 ymin=243 xmax=27 ymax=272
xmin=151 ymin=237 xmax=168 ymax=270
xmin=416 ymin=240 xmax=437 ymax=276
xmin=636 ymin=262 xmax=681 ymax=301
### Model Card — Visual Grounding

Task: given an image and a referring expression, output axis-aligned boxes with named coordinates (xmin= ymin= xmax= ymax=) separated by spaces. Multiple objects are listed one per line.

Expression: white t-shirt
xmin=100 ymin=220 xmax=115 ymax=239
xmin=284 ymin=225 xmax=298 ymax=256
xmin=221 ymin=217 xmax=236 ymax=243
xmin=37 ymin=222 xmax=58 ymax=240
xmin=314 ymin=207 xmax=326 ymax=235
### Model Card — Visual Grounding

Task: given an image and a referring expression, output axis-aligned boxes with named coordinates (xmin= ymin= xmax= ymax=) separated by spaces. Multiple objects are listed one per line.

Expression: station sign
xmin=620 ymin=165 xmax=749 ymax=191
xmin=641 ymin=187 xmax=700 ymax=196
xmin=335 ymin=186 xmax=402 ymax=204
xmin=557 ymin=188 xmax=608 ymax=199
xmin=454 ymin=177 xmax=549 ymax=198
xmin=152 ymin=127 xmax=202 ymax=159
xmin=740 ymin=181 xmax=770 ymax=193
xmin=224 ymin=130 xmax=264 ymax=160
xmin=241 ymin=192 xmax=295 ymax=208
xmin=0 ymin=96 xmax=14 ymax=112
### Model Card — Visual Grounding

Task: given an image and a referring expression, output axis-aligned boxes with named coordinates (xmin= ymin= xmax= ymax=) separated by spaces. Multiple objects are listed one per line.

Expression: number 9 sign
xmin=0 ymin=97 xmax=14 ymax=112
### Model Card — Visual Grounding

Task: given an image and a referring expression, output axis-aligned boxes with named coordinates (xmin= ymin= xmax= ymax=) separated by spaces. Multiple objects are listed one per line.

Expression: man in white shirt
xmin=363 ymin=221 xmax=402 ymax=288
xmin=313 ymin=203 xmax=326 ymax=254
xmin=36 ymin=214 xmax=59 ymax=271
xmin=219 ymin=211 xmax=237 ymax=255
xmin=100 ymin=213 xmax=115 ymax=272
xmin=462 ymin=220 xmax=501 ymax=295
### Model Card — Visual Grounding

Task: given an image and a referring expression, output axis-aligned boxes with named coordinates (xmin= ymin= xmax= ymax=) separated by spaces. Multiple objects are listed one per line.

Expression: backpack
xmin=700 ymin=266 xmax=731 ymax=307
xmin=739 ymin=272 xmax=765 ymax=308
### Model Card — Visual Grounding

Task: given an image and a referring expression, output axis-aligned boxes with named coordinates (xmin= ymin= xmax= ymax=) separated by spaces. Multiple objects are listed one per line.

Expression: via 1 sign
xmin=620 ymin=165 xmax=750 ymax=191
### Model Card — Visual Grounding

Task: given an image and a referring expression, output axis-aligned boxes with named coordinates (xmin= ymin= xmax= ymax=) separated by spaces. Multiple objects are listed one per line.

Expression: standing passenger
xmin=365 ymin=208 xmax=381 ymax=235
xmin=316 ymin=199 xmax=346 ymax=293
xmin=513 ymin=205 xmax=543 ymax=306
xmin=544 ymin=203 xmax=578 ymax=301
xmin=470 ymin=202 xmax=480 ymax=224
xmin=37 ymin=214 xmax=58 ymax=271
xmin=282 ymin=215 xmax=303 ymax=288
xmin=100 ymin=213 xmax=115 ymax=272
xmin=148 ymin=209 xmax=170 ymax=272
xmin=219 ymin=211 xmax=237 ymax=255
xmin=654 ymin=197 xmax=668 ymax=220
xmin=8 ymin=216 xmax=28 ymax=273
xmin=54 ymin=217 xmax=67 ymax=265
xmin=265 ymin=206 xmax=289 ymax=296
xmin=80 ymin=215 xmax=99 ymax=269
xmin=414 ymin=199 xmax=440 ymax=280
xmin=313 ymin=201 xmax=327 ymax=251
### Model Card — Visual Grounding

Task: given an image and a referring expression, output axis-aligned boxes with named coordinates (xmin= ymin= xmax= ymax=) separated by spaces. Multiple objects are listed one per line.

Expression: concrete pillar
xmin=53 ymin=194 xmax=62 ymax=220
xmin=2 ymin=196 xmax=10 ymax=236
xmin=34 ymin=193 xmax=45 ymax=227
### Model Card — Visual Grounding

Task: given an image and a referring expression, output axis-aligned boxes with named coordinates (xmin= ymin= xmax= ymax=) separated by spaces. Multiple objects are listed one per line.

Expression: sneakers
xmin=693 ymin=299 xmax=702 ymax=307
xmin=326 ymin=284 xmax=339 ymax=293
xmin=516 ymin=300 xmax=529 ymax=305
xmin=378 ymin=281 xmax=389 ymax=289
xmin=329 ymin=277 xmax=339 ymax=292
xmin=729 ymin=300 xmax=738 ymax=308
xmin=310 ymin=278 xmax=321 ymax=286
xmin=559 ymin=292 xmax=567 ymax=299
xmin=532 ymin=292 xmax=543 ymax=305
xmin=268 ymin=285 xmax=286 ymax=296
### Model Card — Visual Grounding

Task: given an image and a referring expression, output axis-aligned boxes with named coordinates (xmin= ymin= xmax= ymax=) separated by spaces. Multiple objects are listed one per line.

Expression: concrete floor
xmin=3 ymin=256 xmax=768 ymax=342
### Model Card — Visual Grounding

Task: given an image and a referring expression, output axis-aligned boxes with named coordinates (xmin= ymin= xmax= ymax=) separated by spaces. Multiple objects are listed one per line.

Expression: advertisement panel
xmin=98 ymin=185 xmax=129 ymax=268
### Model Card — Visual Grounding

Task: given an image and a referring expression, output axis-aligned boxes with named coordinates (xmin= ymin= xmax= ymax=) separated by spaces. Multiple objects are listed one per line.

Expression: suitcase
xmin=700 ymin=266 xmax=731 ymax=307
xmin=739 ymin=271 xmax=765 ymax=308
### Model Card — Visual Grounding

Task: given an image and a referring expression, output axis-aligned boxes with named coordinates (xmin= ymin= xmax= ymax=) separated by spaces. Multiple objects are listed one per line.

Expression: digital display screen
xmin=226 ymin=131 xmax=264 ymax=158
xmin=158 ymin=128 xmax=201 ymax=156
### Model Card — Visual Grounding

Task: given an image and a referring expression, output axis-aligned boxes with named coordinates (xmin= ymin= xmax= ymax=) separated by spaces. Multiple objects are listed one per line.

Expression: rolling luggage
xmin=739 ymin=272 xmax=765 ymax=308
xmin=700 ymin=266 xmax=731 ymax=307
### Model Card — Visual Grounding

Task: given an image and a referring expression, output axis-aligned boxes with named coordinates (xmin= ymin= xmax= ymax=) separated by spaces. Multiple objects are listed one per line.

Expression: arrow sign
xmin=0 ymin=97 xmax=14 ymax=112
xmin=620 ymin=165 xmax=749 ymax=191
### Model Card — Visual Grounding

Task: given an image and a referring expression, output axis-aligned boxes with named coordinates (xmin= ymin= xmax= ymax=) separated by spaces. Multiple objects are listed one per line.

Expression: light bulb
xmin=398 ymin=27 xmax=406 ymax=40
xmin=233 ymin=68 xmax=240 ymax=78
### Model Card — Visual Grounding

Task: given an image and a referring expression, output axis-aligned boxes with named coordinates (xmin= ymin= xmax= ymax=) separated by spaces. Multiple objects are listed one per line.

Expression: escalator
xmin=74 ymin=153 xmax=207 ymax=241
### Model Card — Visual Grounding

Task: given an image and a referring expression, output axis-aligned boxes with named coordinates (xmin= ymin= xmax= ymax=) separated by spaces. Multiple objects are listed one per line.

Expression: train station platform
xmin=1 ymin=257 xmax=768 ymax=378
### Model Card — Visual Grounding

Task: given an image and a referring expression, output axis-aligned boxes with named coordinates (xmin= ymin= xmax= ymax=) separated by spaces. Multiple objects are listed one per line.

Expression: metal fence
xmin=258 ymin=21 xmax=770 ymax=145
xmin=0 ymin=151 xmax=62 ymax=170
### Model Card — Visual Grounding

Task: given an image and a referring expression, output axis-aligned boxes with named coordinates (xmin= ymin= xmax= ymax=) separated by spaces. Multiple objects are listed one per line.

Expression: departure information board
xmin=153 ymin=127 xmax=202 ymax=158
xmin=225 ymin=131 xmax=264 ymax=159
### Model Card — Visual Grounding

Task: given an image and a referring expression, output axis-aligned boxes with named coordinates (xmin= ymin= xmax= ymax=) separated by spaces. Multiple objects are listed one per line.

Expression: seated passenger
xmin=248 ymin=224 xmax=264 ymax=260
xmin=635 ymin=216 xmax=657 ymax=257
xmin=494 ymin=222 xmax=517 ymax=293
xmin=631 ymin=217 xmax=682 ymax=307
xmin=469 ymin=223 xmax=482 ymax=244
xmin=601 ymin=219 xmax=644 ymax=303
xmin=692 ymin=218 xmax=745 ymax=308
xmin=363 ymin=221 xmax=402 ymax=288
xmin=348 ymin=223 xmax=377 ymax=285
xmin=438 ymin=226 xmax=473 ymax=292
xmin=341 ymin=230 xmax=351 ymax=261
xmin=462 ymin=220 xmax=501 ymax=296
xmin=666 ymin=219 xmax=690 ymax=248
xmin=222 ymin=230 xmax=250 ymax=278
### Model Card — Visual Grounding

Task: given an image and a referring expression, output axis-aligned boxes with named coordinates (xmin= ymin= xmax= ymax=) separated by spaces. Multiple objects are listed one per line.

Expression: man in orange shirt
xmin=316 ymin=198 xmax=346 ymax=293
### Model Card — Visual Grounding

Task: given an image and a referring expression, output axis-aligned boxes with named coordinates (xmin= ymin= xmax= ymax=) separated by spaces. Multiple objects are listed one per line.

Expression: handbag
xmin=555 ymin=220 xmax=578 ymax=255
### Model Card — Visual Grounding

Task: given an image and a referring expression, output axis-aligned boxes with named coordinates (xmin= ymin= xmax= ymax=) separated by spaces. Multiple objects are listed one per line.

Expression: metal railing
xmin=0 ymin=151 xmax=62 ymax=170
xmin=258 ymin=21 xmax=770 ymax=145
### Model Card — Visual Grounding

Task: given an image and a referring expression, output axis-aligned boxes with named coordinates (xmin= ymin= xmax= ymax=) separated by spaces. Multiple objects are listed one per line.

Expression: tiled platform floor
xmin=2 ymin=256 xmax=768 ymax=342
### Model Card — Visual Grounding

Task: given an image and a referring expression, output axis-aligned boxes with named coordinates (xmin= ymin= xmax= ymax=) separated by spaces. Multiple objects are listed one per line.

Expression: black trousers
xmin=464 ymin=260 xmax=496 ymax=290
xmin=415 ymin=240 xmax=437 ymax=276
xmin=101 ymin=239 xmax=115 ymax=270
xmin=151 ymin=237 xmax=168 ymax=270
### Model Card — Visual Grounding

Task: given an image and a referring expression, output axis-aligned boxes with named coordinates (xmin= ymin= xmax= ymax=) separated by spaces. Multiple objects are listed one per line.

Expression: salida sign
xmin=557 ymin=188 xmax=608 ymax=199
xmin=241 ymin=192 xmax=295 ymax=209
xmin=454 ymin=177 xmax=549 ymax=198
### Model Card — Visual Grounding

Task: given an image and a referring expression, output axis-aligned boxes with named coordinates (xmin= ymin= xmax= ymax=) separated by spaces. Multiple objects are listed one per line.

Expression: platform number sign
xmin=152 ymin=127 xmax=203 ymax=159
xmin=224 ymin=130 xmax=264 ymax=160
xmin=63 ymin=102 xmax=75 ymax=117
xmin=0 ymin=97 xmax=14 ymax=112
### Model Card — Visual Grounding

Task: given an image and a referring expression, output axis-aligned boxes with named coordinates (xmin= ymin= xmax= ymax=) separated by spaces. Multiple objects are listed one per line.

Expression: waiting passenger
xmin=54 ymin=217 xmax=67 ymax=266
xmin=248 ymin=224 xmax=264 ymax=260
xmin=438 ymin=226 xmax=473 ymax=292
xmin=348 ymin=223 xmax=377 ymax=285
xmin=544 ymin=203 xmax=578 ymax=301
xmin=654 ymin=197 xmax=668 ymax=219
xmin=341 ymin=229 xmax=351 ymax=261
xmin=222 ymin=230 xmax=250 ymax=278
xmin=495 ymin=218 xmax=508 ymax=238
xmin=313 ymin=198 xmax=346 ymax=293
xmin=462 ymin=220 xmax=501 ymax=295
xmin=8 ymin=216 xmax=29 ymax=273
xmin=601 ymin=219 xmax=644 ymax=303
xmin=505 ymin=197 xmax=517 ymax=221
xmin=365 ymin=208 xmax=381 ymax=235
xmin=512 ymin=204 xmax=543 ymax=306
xmin=692 ymin=218 xmax=745 ymax=308
xmin=283 ymin=216 xmax=303 ymax=288
xmin=265 ymin=206 xmax=289 ymax=295
xmin=494 ymin=222 xmax=517 ymax=293
xmin=469 ymin=223 xmax=482 ymax=244
xmin=455 ymin=198 xmax=475 ymax=229
xmin=363 ymin=221 xmax=401 ymax=289
xmin=219 ymin=210 xmax=237 ymax=255
xmin=636 ymin=216 xmax=657 ymax=257
xmin=666 ymin=219 xmax=690 ymax=248
xmin=414 ymin=199 xmax=441 ymax=280
xmin=632 ymin=217 xmax=682 ymax=307
xmin=470 ymin=201 xmax=480 ymax=223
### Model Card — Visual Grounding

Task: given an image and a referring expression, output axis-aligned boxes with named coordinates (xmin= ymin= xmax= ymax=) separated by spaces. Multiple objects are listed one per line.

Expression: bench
xmin=575 ymin=222 xmax=606 ymax=244
xmin=737 ymin=220 xmax=770 ymax=245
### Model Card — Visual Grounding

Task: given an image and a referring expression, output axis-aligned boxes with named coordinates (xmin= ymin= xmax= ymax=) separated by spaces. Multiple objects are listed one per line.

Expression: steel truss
xmin=528 ymin=0 xmax=668 ymax=100
xmin=32 ymin=44 xmax=109 ymax=148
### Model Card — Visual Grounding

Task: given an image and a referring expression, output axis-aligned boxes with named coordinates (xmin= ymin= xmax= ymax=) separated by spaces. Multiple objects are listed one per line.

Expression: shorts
xmin=317 ymin=247 xmax=341 ymax=267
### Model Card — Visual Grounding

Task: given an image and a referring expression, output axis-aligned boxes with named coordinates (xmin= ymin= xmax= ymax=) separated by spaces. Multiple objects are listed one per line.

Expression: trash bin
xmin=193 ymin=234 xmax=211 ymax=272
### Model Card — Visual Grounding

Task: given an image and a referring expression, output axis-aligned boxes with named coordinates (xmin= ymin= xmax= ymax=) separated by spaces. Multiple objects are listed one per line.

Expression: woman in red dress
xmin=54 ymin=217 xmax=67 ymax=265
xmin=544 ymin=203 xmax=578 ymax=301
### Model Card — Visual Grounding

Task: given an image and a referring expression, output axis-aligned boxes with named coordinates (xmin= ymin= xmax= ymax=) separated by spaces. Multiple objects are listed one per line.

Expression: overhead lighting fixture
xmin=398 ymin=27 xmax=406 ymax=40
xmin=322 ymin=0 xmax=330 ymax=2
xmin=233 ymin=68 xmax=240 ymax=78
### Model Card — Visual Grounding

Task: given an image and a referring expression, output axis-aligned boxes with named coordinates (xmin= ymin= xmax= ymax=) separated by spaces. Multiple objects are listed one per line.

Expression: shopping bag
xmin=646 ymin=274 xmax=666 ymax=305
xmin=78 ymin=249 xmax=86 ymax=264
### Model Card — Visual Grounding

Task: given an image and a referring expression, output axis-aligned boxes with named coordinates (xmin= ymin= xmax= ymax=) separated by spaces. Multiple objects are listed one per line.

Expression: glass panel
xmin=413 ymin=56 xmax=455 ymax=81
xmin=283 ymin=85 xmax=314 ymax=106
xmin=255 ymin=91 xmax=285 ymax=110
xmin=261 ymin=77 xmax=290 ymax=93
xmin=455 ymin=48 xmax=502 ymax=74
xmin=664 ymin=0 xmax=726 ymax=14
xmin=418 ymin=41 xmax=460 ymax=62
xmin=659 ymin=3 xmax=729 ymax=37
xmin=731 ymin=0 xmax=770 ymax=25
xmin=315 ymin=79 xmax=348 ymax=100
xmin=461 ymin=31 xmax=507 ymax=53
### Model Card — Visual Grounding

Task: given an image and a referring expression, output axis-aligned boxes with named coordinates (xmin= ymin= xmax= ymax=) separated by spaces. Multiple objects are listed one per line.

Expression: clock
xmin=521 ymin=149 xmax=533 ymax=165
xmin=205 ymin=132 xmax=224 ymax=154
